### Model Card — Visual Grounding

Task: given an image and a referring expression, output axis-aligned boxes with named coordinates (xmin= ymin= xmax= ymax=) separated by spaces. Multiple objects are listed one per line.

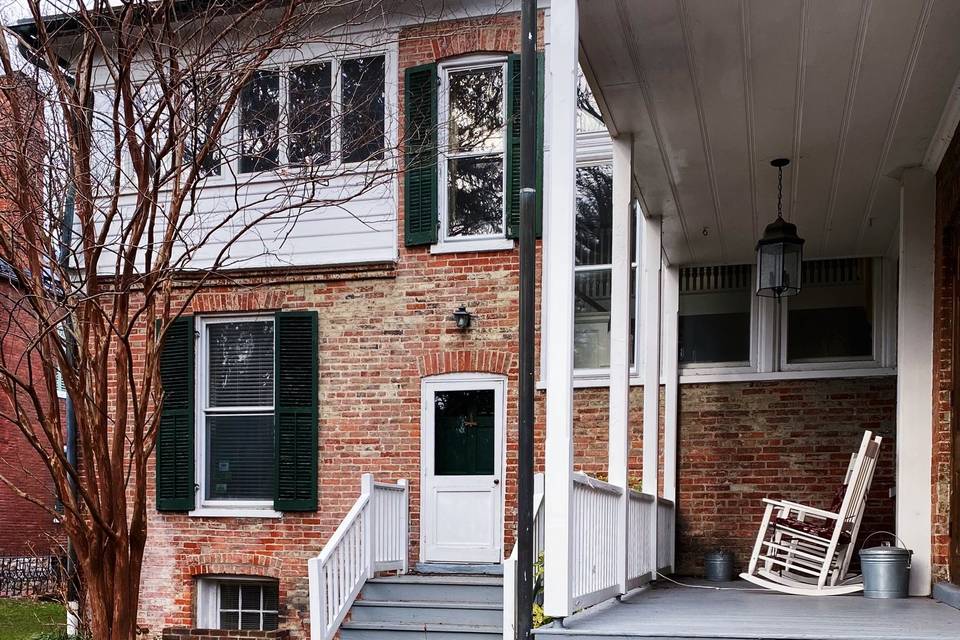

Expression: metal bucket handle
xmin=860 ymin=530 xmax=912 ymax=569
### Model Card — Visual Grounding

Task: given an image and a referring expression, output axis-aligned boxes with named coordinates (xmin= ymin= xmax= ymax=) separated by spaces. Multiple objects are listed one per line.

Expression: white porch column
xmin=608 ymin=135 xmax=633 ymax=593
xmin=897 ymin=167 xmax=935 ymax=596
xmin=641 ymin=213 xmax=662 ymax=572
xmin=543 ymin=0 xmax=578 ymax=618
xmin=661 ymin=264 xmax=679 ymax=572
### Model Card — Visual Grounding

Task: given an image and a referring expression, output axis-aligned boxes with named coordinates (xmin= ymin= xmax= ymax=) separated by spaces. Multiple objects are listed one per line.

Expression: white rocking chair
xmin=739 ymin=430 xmax=882 ymax=596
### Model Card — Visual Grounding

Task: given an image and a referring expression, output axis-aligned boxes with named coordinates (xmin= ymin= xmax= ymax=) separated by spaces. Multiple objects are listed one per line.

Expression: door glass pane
xmin=678 ymin=265 xmax=752 ymax=365
xmin=447 ymin=156 xmax=504 ymax=236
xmin=434 ymin=389 xmax=495 ymax=476
xmin=206 ymin=414 xmax=275 ymax=500
xmin=448 ymin=66 xmax=504 ymax=153
xmin=787 ymin=258 xmax=874 ymax=363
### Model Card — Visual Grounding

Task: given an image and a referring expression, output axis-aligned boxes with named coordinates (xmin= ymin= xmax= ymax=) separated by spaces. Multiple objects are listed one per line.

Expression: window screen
xmin=678 ymin=265 xmax=752 ymax=365
xmin=786 ymin=258 xmax=874 ymax=363
xmin=204 ymin=319 xmax=275 ymax=502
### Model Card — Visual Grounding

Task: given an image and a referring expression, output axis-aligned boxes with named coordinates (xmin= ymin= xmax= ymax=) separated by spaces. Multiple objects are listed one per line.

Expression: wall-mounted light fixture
xmin=452 ymin=305 xmax=473 ymax=331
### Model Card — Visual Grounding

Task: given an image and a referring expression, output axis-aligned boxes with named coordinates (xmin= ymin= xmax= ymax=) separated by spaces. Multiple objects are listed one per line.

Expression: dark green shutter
xmin=506 ymin=52 xmax=545 ymax=239
xmin=274 ymin=311 xmax=319 ymax=511
xmin=156 ymin=317 xmax=196 ymax=511
xmin=404 ymin=63 xmax=438 ymax=247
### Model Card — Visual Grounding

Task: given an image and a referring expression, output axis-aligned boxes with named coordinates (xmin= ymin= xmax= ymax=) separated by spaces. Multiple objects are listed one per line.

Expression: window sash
xmin=438 ymin=58 xmax=509 ymax=243
xmin=197 ymin=315 xmax=276 ymax=509
xmin=217 ymin=581 xmax=279 ymax=631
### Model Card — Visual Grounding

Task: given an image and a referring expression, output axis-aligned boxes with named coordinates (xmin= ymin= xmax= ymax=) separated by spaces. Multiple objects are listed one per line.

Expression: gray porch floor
xmin=533 ymin=579 xmax=960 ymax=640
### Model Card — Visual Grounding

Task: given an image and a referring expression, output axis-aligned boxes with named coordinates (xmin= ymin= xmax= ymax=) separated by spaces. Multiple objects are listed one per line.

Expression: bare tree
xmin=0 ymin=1 xmax=420 ymax=637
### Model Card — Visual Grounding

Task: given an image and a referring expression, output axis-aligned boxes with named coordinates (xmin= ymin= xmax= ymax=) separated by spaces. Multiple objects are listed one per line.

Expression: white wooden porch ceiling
xmin=579 ymin=0 xmax=960 ymax=266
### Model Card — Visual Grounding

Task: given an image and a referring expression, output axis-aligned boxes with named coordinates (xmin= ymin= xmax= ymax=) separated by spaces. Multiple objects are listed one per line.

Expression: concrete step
xmin=360 ymin=575 xmax=503 ymax=605
xmin=350 ymin=599 xmax=503 ymax=626
xmin=340 ymin=621 xmax=502 ymax=640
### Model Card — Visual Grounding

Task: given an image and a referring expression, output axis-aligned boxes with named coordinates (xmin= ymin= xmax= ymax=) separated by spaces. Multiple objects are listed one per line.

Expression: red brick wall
xmin=932 ymin=117 xmax=960 ymax=582
xmin=0 ymin=279 xmax=65 ymax=557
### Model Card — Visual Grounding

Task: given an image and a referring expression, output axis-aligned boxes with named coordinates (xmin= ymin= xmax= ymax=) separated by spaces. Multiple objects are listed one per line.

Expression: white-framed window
xmin=435 ymin=54 xmax=512 ymax=252
xmin=193 ymin=314 xmax=279 ymax=517
xmin=678 ymin=257 xmax=896 ymax=381
xmin=573 ymin=162 xmax=642 ymax=376
xmin=196 ymin=576 xmax=279 ymax=631
xmin=238 ymin=54 xmax=386 ymax=173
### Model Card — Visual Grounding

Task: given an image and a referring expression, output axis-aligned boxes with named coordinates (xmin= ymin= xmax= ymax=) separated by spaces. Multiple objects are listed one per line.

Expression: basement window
xmin=196 ymin=577 xmax=279 ymax=631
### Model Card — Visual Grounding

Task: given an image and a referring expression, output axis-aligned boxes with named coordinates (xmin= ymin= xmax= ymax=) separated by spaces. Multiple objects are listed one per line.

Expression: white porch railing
xmin=627 ymin=489 xmax=656 ymax=589
xmin=307 ymin=474 xmax=408 ymax=640
xmin=657 ymin=497 xmax=675 ymax=572
xmin=571 ymin=473 xmax=623 ymax=609
xmin=502 ymin=473 xmax=545 ymax=640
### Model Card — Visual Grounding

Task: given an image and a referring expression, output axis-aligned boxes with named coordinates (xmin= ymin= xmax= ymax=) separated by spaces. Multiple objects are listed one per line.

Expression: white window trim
xmin=196 ymin=576 xmax=279 ymax=630
xmin=190 ymin=313 xmax=282 ymax=519
xmin=434 ymin=54 xmax=510 ymax=252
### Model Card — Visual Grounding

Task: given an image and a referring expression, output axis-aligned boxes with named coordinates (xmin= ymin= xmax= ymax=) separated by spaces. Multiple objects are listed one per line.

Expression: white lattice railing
xmin=502 ymin=474 xmax=545 ymax=640
xmin=627 ymin=489 xmax=656 ymax=589
xmin=308 ymin=474 xmax=408 ymax=640
xmin=657 ymin=497 xmax=675 ymax=572
xmin=571 ymin=473 xmax=623 ymax=609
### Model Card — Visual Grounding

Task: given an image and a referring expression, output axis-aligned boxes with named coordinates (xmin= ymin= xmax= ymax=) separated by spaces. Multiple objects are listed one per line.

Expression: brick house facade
xmin=123 ymin=12 xmax=903 ymax=638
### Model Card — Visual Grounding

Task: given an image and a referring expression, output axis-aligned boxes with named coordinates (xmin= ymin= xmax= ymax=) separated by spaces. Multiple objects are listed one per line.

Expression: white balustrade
xmin=657 ymin=497 xmax=675 ymax=572
xmin=570 ymin=473 xmax=622 ymax=609
xmin=503 ymin=474 xmax=544 ymax=640
xmin=627 ymin=489 xmax=656 ymax=589
xmin=308 ymin=474 xmax=408 ymax=640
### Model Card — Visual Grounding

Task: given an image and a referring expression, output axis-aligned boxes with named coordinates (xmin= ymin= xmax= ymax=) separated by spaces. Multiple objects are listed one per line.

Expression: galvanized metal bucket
xmin=859 ymin=531 xmax=911 ymax=599
xmin=704 ymin=550 xmax=734 ymax=582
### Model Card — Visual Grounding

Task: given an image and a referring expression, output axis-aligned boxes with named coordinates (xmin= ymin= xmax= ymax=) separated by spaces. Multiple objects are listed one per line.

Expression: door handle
xmin=493 ymin=479 xmax=500 ymax=485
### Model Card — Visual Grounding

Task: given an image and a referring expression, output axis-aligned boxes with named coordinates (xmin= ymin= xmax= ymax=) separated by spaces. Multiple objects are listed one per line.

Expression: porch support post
xmin=608 ymin=134 xmax=633 ymax=594
xmin=641 ymin=212 xmax=662 ymax=573
xmin=897 ymin=167 xmax=935 ymax=596
xmin=543 ymin=0 xmax=578 ymax=618
xmin=661 ymin=264 xmax=680 ymax=572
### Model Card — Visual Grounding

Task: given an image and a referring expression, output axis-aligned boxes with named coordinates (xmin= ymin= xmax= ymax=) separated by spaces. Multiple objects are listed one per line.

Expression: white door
xmin=421 ymin=375 xmax=505 ymax=563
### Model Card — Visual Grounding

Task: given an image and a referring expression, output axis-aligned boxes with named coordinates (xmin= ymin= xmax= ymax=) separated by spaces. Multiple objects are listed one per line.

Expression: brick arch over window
xmin=187 ymin=553 xmax=283 ymax=580
xmin=191 ymin=290 xmax=289 ymax=314
xmin=417 ymin=350 xmax=514 ymax=378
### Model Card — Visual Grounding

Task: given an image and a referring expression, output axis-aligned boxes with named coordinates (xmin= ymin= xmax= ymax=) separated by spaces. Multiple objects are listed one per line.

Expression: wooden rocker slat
xmin=738 ymin=571 xmax=865 ymax=596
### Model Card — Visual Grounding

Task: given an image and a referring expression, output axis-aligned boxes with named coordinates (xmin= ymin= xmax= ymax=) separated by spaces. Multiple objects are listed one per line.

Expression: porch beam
xmin=608 ymin=134 xmax=633 ymax=594
xmin=543 ymin=0 xmax=578 ymax=618
xmin=641 ymin=212 xmax=662 ymax=573
xmin=896 ymin=167 xmax=934 ymax=596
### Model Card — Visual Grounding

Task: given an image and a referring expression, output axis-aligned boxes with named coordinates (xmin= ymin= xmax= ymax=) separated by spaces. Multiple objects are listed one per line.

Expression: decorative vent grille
xmin=801 ymin=258 xmax=868 ymax=286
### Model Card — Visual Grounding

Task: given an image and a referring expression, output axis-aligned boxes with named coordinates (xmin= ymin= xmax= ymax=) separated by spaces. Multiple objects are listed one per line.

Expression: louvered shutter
xmin=404 ymin=63 xmax=438 ymax=247
xmin=506 ymin=52 xmax=545 ymax=239
xmin=156 ymin=317 xmax=196 ymax=511
xmin=274 ymin=311 xmax=319 ymax=511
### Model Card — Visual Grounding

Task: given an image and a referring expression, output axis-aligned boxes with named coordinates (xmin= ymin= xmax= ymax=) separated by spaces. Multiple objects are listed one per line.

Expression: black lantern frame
xmin=756 ymin=158 xmax=804 ymax=299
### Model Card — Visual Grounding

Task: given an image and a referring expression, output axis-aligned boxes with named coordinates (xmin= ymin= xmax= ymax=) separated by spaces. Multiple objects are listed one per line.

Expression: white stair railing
xmin=570 ymin=473 xmax=622 ymax=609
xmin=502 ymin=473 xmax=544 ymax=640
xmin=308 ymin=474 xmax=408 ymax=640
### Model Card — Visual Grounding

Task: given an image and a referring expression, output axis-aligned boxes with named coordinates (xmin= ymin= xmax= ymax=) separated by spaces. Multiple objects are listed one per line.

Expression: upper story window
xmin=402 ymin=53 xmax=544 ymax=252
xmin=439 ymin=57 xmax=509 ymax=245
xmin=237 ymin=54 xmax=385 ymax=174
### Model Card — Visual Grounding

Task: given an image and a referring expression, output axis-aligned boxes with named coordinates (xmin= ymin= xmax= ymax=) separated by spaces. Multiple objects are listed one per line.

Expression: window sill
xmin=189 ymin=506 xmax=283 ymax=519
xmin=535 ymin=366 xmax=897 ymax=388
xmin=430 ymin=238 xmax=515 ymax=254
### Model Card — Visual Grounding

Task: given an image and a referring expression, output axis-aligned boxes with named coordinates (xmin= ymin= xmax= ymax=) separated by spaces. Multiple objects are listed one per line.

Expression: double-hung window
xmin=439 ymin=58 xmax=508 ymax=244
xmin=199 ymin=316 xmax=276 ymax=508
xmin=678 ymin=265 xmax=754 ymax=369
xmin=155 ymin=312 xmax=318 ymax=516
xmin=237 ymin=54 xmax=385 ymax=173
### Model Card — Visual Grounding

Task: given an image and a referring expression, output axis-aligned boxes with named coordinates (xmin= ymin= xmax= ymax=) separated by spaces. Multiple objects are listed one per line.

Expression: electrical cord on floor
xmin=654 ymin=571 xmax=863 ymax=591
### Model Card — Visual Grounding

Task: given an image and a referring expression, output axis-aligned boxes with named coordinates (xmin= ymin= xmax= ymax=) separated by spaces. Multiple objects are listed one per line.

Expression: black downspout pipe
xmin=516 ymin=1 xmax=538 ymax=640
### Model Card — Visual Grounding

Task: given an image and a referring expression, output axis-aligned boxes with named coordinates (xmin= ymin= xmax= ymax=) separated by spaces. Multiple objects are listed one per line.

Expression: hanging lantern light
xmin=756 ymin=158 xmax=804 ymax=298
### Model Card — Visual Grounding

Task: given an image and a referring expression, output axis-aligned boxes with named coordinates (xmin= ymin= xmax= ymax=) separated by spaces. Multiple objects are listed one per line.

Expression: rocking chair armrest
xmin=761 ymin=498 xmax=840 ymax=520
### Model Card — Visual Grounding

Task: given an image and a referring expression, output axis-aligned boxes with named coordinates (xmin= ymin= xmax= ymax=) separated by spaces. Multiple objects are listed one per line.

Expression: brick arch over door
xmin=417 ymin=350 xmax=514 ymax=378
